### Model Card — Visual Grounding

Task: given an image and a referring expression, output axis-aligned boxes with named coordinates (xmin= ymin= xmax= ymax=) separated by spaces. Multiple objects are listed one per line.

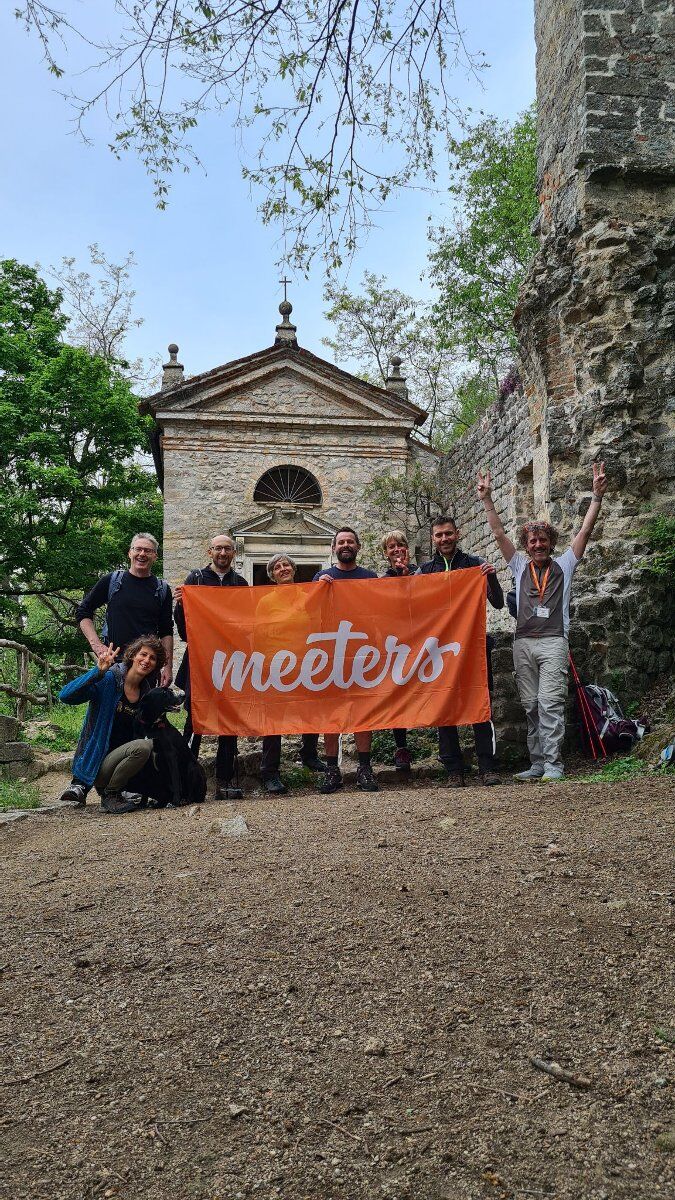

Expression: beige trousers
xmin=513 ymin=636 xmax=568 ymax=772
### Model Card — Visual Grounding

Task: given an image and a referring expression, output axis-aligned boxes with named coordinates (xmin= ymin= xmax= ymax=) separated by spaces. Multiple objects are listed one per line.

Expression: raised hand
xmin=592 ymin=461 xmax=607 ymax=497
xmin=96 ymin=643 xmax=119 ymax=673
xmin=479 ymin=562 xmax=497 ymax=576
xmin=477 ymin=468 xmax=492 ymax=502
xmin=390 ymin=546 xmax=410 ymax=574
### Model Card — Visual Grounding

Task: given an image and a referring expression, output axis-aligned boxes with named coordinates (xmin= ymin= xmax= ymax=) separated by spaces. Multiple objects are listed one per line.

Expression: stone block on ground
xmin=0 ymin=742 xmax=34 ymax=764
xmin=209 ymin=814 xmax=250 ymax=837
xmin=0 ymin=715 xmax=20 ymax=742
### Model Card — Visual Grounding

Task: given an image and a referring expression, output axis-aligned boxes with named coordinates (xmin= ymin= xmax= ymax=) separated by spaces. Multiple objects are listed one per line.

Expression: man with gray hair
xmin=76 ymin=533 xmax=174 ymax=685
xmin=174 ymin=533 xmax=248 ymax=800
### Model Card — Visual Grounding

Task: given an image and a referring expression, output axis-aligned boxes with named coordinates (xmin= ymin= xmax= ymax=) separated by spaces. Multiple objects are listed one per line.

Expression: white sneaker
xmin=514 ymin=765 xmax=545 ymax=781
xmin=541 ymin=767 xmax=564 ymax=782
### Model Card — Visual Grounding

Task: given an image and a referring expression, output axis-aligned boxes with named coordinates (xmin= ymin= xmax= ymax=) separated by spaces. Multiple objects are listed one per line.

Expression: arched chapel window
xmin=253 ymin=465 xmax=322 ymax=506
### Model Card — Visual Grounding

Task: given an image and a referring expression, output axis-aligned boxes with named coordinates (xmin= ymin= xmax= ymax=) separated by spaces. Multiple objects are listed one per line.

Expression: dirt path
xmin=1 ymin=776 xmax=673 ymax=1200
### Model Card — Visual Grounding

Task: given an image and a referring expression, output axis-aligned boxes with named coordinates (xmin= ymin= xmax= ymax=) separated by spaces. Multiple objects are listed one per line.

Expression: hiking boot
xmin=478 ymin=771 xmax=501 ymax=787
xmin=59 ymin=781 xmax=87 ymax=806
xmin=101 ymin=791 xmax=140 ymax=815
xmin=301 ymin=755 xmax=327 ymax=772
xmin=319 ymin=766 xmax=343 ymax=795
xmin=355 ymin=764 xmax=379 ymax=793
xmin=514 ymin=765 xmax=545 ymax=782
xmin=394 ymin=747 xmax=412 ymax=773
xmin=264 ymin=775 xmax=288 ymax=795
xmin=444 ymin=772 xmax=465 ymax=789
xmin=214 ymin=782 xmax=244 ymax=801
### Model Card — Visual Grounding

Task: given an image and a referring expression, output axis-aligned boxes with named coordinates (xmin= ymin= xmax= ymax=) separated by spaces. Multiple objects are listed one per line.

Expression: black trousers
xmin=438 ymin=721 xmax=496 ymax=774
xmin=437 ymin=638 xmax=495 ymax=774
xmin=260 ymin=733 xmax=320 ymax=779
xmin=183 ymin=705 xmax=238 ymax=784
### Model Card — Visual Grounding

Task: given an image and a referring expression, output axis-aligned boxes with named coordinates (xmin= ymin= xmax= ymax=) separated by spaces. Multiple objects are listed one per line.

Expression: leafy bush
xmin=640 ymin=515 xmax=675 ymax=578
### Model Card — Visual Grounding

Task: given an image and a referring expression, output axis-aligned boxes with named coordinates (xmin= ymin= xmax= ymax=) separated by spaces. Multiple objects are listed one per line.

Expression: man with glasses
xmin=76 ymin=532 xmax=174 ymax=686
xmin=173 ymin=533 xmax=248 ymax=800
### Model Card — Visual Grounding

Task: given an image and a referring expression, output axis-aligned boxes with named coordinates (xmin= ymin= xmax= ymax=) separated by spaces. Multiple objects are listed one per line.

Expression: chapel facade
xmin=142 ymin=301 xmax=429 ymax=587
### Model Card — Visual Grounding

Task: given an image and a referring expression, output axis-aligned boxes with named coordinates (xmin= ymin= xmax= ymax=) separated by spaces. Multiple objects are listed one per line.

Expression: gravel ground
xmin=0 ymin=773 xmax=673 ymax=1200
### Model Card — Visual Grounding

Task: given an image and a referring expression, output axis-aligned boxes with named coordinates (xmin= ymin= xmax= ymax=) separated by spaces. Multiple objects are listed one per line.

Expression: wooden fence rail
xmin=0 ymin=639 xmax=87 ymax=722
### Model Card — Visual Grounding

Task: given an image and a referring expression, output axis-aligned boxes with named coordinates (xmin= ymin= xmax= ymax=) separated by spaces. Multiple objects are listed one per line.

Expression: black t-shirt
xmin=312 ymin=565 xmax=378 ymax=581
xmin=76 ymin=571 xmax=173 ymax=653
xmin=108 ymin=692 xmax=141 ymax=752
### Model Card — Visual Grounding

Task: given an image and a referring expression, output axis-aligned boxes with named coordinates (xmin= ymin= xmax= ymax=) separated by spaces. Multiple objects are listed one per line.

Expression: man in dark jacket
xmin=417 ymin=515 xmax=504 ymax=786
xmin=173 ymin=533 xmax=248 ymax=800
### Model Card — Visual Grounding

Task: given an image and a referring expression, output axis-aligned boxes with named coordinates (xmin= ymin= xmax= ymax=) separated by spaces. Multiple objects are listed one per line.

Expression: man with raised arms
xmin=477 ymin=462 xmax=608 ymax=782
xmin=312 ymin=527 xmax=379 ymax=794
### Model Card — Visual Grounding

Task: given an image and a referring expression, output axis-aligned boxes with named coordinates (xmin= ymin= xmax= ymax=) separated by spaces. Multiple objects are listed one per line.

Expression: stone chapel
xmin=142 ymin=300 xmax=429 ymax=586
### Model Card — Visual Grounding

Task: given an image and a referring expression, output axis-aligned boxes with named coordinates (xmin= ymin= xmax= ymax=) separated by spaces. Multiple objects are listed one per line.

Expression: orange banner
xmin=183 ymin=569 xmax=490 ymax=736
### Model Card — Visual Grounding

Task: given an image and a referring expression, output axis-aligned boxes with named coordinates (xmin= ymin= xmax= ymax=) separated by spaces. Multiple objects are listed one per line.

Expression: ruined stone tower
xmin=516 ymin=0 xmax=675 ymax=695
xmin=444 ymin=0 xmax=674 ymax=717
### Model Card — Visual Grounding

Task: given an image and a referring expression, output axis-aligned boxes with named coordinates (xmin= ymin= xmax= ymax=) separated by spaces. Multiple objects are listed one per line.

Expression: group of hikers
xmin=58 ymin=463 xmax=608 ymax=814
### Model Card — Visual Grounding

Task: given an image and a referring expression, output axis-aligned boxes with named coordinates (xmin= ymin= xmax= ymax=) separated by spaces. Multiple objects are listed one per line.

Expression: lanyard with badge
xmin=529 ymin=561 xmax=550 ymax=619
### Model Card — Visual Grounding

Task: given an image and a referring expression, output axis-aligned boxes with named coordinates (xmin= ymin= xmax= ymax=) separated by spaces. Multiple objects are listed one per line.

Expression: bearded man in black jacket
xmin=417 ymin=516 xmax=504 ymax=787
xmin=173 ymin=533 xmax=248 ymax=800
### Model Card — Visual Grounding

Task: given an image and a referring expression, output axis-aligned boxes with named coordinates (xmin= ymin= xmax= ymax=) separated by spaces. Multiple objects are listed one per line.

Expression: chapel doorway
xmin=252 ymin=562 xmax=322 ymax=585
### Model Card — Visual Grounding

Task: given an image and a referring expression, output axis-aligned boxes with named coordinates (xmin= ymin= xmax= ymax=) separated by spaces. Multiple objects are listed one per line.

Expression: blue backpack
xmin=101 ymin=569 xmax=169 ymax=641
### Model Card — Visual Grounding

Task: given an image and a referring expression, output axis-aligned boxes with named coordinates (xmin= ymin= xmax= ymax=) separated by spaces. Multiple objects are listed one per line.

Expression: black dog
xmin=134 ymin=688 xmax=206 ymax=807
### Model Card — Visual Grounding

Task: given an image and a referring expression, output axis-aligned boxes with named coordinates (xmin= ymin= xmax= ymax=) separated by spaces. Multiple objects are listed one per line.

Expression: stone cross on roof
xmin=274 ymin=290 xmax=298 ymax=348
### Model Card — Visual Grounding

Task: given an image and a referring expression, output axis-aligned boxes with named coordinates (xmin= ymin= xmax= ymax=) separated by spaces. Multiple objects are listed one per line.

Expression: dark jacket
xmin=174 ymin=565 xmax=248 ymax=693
xmin=381 ymin=564 xmax=418 ymax=578
xmin=417 ymin=549 xmax=504 ymax=609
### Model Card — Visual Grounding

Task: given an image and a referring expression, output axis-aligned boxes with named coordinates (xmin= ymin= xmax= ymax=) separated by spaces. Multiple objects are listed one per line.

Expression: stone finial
xmin=162 ymin=343 xmax=184 ymax=389
xmin=274 ymin=300 xmax=298 ymax=348
xmin=385 ymin=355 xmax=409 ymax=400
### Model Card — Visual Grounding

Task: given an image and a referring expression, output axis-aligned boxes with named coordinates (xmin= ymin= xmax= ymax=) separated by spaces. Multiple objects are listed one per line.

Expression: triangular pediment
xmin=231 ymin=508 xmax=337 ymax=540
xmin=144 ymin=344 xmax=426 ymax=430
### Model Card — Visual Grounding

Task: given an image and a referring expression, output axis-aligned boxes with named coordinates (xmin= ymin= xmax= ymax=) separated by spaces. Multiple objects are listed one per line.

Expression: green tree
xmin=15 ymin=1 xmax=481 ymax=271
xmin=428 ymin=105 xmax=538 ymax=384
xmin=363 ymin=461 xmax=458 ymax=559
xmin=0 ymin=260 xmax=162 ymax=657
xmin=323 ymin=272 xmax=460 ymax=447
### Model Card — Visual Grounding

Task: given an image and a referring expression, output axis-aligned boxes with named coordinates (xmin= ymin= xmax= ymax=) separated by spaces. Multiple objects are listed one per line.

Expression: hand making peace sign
xmin=592 ymin=461 xmax=607 ymax=498
xmin=96 ymin=643 xmax=120 ymax=674
xmin=477 ymin=468 xmax=492 ymax=502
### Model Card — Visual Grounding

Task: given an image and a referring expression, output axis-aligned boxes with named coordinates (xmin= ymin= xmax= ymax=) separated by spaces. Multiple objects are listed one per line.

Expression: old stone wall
xmin=439 ymin=393 xmax=532 ymax=752
xmin=442 ymin=390 xmax=533 ymax=635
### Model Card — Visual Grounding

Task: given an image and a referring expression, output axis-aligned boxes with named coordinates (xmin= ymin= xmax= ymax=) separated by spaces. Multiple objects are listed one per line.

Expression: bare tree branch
xmin=15 ymin=1 xmax=483 ymax=270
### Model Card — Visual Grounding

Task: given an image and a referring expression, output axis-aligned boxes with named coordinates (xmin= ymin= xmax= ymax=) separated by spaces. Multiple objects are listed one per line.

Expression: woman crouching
xmin=58 ymin=636 xmax=166 ymax=814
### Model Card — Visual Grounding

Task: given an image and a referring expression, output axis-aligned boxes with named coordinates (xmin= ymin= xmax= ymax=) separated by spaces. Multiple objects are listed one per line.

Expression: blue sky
xmin=1 ymin=3 xmax=535 ymax=387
